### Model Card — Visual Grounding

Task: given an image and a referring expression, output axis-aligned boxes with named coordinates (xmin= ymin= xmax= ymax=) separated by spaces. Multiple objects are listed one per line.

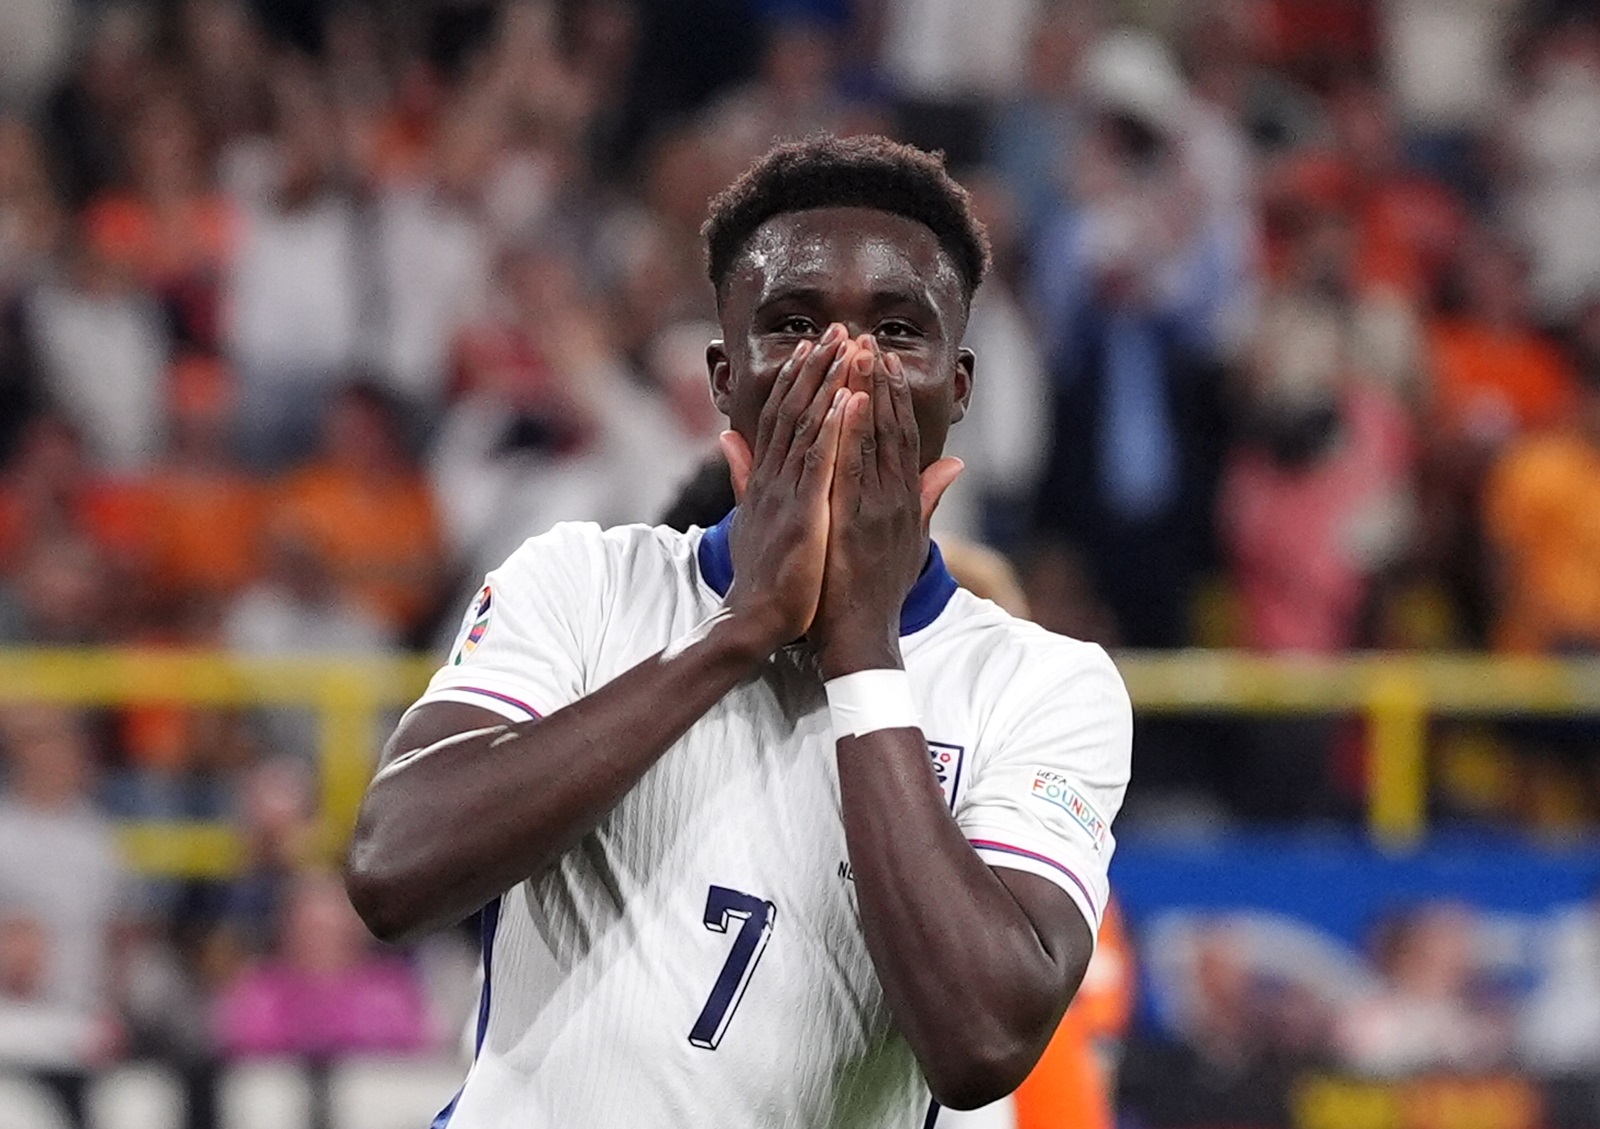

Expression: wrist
xmin=816 ymin=628 xmax=902 ymax=681
xmin=713 ymin=599 xmax=790 ymax=667
xmin=825 ymin=668 xmax=919 ymax=739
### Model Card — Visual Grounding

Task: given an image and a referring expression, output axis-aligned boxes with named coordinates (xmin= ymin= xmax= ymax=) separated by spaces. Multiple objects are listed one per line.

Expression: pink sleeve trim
xmin=968 ymin=838 xmax=1099 ymax=919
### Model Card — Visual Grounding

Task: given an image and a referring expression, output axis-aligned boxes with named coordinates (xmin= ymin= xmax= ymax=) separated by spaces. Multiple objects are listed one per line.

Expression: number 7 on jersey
xmin=688 ymin=885 xmax=775 ymax=1050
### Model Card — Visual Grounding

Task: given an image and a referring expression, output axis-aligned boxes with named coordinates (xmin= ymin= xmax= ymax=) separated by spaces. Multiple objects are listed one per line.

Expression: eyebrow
xmin=753 ymin=284 xmax=941 ymax=322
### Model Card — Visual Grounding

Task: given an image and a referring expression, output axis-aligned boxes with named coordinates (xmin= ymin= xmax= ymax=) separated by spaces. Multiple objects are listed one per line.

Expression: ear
xmin=707 ymin=340 xmax=733 ymax=414
xmin=950 ymin=347 xmax=976 ymax=424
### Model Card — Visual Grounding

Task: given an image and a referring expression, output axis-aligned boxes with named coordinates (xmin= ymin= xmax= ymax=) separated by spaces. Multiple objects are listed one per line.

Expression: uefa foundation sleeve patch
xmin=452 ymin=585 xmax=493 ymax=665
xmin=1028 ymin=768 xmax=1109 ymax=853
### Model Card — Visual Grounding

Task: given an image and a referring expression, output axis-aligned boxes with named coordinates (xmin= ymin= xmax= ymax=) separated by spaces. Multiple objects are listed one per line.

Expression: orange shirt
xmin=1427 ymin=321 xmax=1575 ymax=445
xmin=269 ymin=464 xmax=443 ymax=633
xmin=1356 ymin=178 xmax=1464 ymax=301
xmin=1484 ymin=430 xmax=1600 ymax=651
xmin=141 ymin=467 xmax=264 ymax=600
xmin=1012 ymin=900 xmax=1135 ymax=1129
xmin=82 ymin=194 xmax=235 ymax=287
xmin=0 ymin=477 xmax=153 ymax=572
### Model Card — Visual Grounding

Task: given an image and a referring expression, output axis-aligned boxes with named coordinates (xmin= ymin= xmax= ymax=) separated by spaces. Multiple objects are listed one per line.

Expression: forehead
xmin=728 ymin=206 xmax=964 ymax=314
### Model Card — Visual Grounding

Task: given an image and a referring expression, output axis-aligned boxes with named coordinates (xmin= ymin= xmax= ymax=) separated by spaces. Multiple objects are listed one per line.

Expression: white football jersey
xmin=413 ymin=516 xmax=1132 ymax=1129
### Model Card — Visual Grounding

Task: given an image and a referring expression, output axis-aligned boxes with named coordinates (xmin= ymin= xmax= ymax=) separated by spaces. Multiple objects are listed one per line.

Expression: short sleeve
xmin=956 ymin=642 xmax=1131 ymax=940
xmin=407 ymin=522 xmax=607 ymax=722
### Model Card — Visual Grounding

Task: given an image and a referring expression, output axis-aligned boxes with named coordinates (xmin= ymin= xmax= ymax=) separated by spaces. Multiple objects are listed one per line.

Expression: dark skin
xmin=344 ymin=206 xmax=1093 ymax=1109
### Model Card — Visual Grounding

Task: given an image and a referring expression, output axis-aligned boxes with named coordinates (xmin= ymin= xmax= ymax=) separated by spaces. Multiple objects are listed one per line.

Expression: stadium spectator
xmin=1505 ymin=15 xmax=1600 ymax=319
xmin=1337 ymin=903 xmax=1512 ymax=1076
xmin=1483 ymin=295 xmax=1600 ymax=652
xmin=25 ymin=234 xmax=169 ymax=472
xmin=213 ymin=869 xmax=434 ymax=1058
xmin=0 ymin=910 xmax=111 ymax=1072
xmin=81 ymin=92 xmax=234 ymax=352
xmin=1332 ymin=81 xmax=1466 ymax=307
xmin=225 ymin=69 xmax=363 ymax=467
xmin=433 ymin=240 xmax=710 ymax=577
xmin=38 ymin=5 xmax=154 ymax=209
xmin=137 ymin=355 xmax=264 ymax=625
xmin=265 ymin=382 xmax=442 ymax=639
xmin=876 ymin=0 xmax=1036 ymax=165
xmin=934 ymin=175 xmax=1049 ymax=547
xmin=1221 ymin=297 xmax=1415 ymax=653
xmin=698 ymin=15 xmax=860 ymax=173
xmin=173 ymin=0 xmax=272 ymax=151
xmin=1520 ymin=896 xmax=1600 ymax=1072
xmin=1427 ymin=234 xmax=1575 ymax=455
xmin=0 ymin=708 xmax=127 ymax=1023
xmin=1029 ymin=30 xmax=1237 ymax=646
xmin=0 ymin=414 xmax=146 ymax=573
xmin=0 ymin=117 xmax=60 ymax=461
xmin=986 ymin=4 xmax=1097 ymax=241
xmin=0 ymin=531 xmax=116 ymax=645
xmin=0 ymin=116 xmax=63 ymax=297
xmin=173 ymin=756 xmax=318 ymax=973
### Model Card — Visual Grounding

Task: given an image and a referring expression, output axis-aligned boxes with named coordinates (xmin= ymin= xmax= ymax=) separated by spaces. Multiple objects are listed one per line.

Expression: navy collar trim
xmin=695 ymin=509 xmax=958 ymax=636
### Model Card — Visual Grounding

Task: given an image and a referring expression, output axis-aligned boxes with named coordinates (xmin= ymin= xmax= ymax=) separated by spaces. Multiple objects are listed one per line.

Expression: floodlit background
xmin=2 ymin=0 xmax=1600 ymax=1127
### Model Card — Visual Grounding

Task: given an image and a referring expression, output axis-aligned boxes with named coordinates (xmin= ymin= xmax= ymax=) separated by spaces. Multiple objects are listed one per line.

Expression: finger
xmin=800 ymin=387 xmax=850 ymax=500
xmin=833 ymin=390 xmax=872 ymax=505
xmin=763 ymin=324 xmax=848 ymax=472
xmin=719 ymin=429 xmax=754 ymax=504
xmin=868 ymin=351 xmax=903 ymax=487
xmin=883 ymin=352 xmax=920 ymax=483
xmin=753 ymin=340 xmax=809 ymax=463
xmin=780 ymin=337 xmax=859 ymax=480
xmin=846 ymin=334 xmax=876 ymax=395
xmin=919 ymin=456 xmax=965 ymax=526
xmin=852 ymin=381 xmax=880 ymax=493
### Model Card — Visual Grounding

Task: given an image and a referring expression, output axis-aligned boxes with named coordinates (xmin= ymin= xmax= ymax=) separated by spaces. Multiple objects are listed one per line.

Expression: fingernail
xmin=853 ymin=351 xmax=873 ymax=375
xmin=831 ymin=388 xmax=848 ymax=412
xmin=823 ymin=323 xmax=844 ymax=344
xmin=857 ymin=334 xmax=874 ymax=350
xmin=794 ymin=340 xmax=812 ymax=360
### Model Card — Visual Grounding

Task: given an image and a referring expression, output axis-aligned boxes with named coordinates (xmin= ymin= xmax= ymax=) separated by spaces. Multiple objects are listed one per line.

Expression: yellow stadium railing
xmin=3 ymin=648 xmax=1599 ymax=874
xmin=1121 ymin=651 xmax=1600 ymax=847
xmin=0 ymin=649 xmax=434 ymax=877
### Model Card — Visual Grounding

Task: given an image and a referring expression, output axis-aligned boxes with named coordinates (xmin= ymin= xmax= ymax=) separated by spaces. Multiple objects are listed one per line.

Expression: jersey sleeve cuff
xmin=404 ymin=683 xmax=546 ymax=724
xmin=967 ymin=834 xmax=1103 ymax=941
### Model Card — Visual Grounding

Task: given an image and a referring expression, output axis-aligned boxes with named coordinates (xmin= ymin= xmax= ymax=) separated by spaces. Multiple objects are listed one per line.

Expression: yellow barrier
xmin=2 ymin=648 xmax=1599 ymax=873
xmin=0 ymin=649 xmax=434 ymax=876
xmin=1121 ymin=651 xmax=1600 ymax=847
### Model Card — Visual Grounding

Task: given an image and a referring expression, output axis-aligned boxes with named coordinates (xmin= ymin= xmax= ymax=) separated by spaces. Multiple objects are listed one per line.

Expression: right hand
xmin=718 ymin=323 xmax=856 ymax=650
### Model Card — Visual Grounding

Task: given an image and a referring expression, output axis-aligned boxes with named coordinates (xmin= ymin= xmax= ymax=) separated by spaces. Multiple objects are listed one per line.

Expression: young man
xmin=344 ymin=135 xmax=1132 ymax=1128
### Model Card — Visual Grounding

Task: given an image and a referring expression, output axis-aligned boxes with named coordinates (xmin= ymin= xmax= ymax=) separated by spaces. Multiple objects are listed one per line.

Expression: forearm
xmin=346 ymin=607 xmax=776 ymax=941
xmin=837 ymin=727 xmax=1073 ymax=1108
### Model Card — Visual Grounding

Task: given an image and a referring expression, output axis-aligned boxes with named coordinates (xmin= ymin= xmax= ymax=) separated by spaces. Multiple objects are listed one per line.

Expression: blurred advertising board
xmin=1110 ymin=834 xmax=1600 ymax=1129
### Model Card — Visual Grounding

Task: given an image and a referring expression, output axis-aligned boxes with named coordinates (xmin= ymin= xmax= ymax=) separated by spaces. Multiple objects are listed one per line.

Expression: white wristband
xmin=824 ymin=669 xmax=920 ymax=739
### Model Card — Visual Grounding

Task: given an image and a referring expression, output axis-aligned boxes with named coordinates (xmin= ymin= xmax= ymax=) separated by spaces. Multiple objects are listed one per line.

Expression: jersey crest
xmin=928 ymin=741 xmax=965 ymax=810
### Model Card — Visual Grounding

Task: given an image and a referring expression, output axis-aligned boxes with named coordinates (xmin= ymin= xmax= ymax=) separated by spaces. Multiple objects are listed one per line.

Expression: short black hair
xmin=703 ymin=134 xmax=990 ymax=306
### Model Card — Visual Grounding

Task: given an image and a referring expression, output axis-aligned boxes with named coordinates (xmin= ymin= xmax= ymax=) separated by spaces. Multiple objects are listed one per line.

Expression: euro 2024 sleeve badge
xmin=452 ymin=585 xmax=493 ymax=665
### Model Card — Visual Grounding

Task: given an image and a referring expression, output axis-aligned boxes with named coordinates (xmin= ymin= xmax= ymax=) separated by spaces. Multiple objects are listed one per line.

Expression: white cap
xmin=1081 ymin=29 xmax=1187 ymax=131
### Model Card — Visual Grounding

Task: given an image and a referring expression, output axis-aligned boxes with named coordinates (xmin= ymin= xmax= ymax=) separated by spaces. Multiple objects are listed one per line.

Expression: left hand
xmin=810 ymin=337 xmax=963 ymax=678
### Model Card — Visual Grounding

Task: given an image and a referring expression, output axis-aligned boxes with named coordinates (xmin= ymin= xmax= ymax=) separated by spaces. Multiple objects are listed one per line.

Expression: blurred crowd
xmin=5 ymin=0 xmax=1600 ymax=1109
xmin=1127 ymin=894 xmax=1600 ymax=1123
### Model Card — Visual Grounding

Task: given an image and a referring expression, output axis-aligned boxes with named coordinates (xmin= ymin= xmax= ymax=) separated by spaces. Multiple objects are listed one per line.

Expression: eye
xmin=774 ymin=316 xmax=818 ymax=336
xmin=875 ymin=319 xmax=921 ymax=341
